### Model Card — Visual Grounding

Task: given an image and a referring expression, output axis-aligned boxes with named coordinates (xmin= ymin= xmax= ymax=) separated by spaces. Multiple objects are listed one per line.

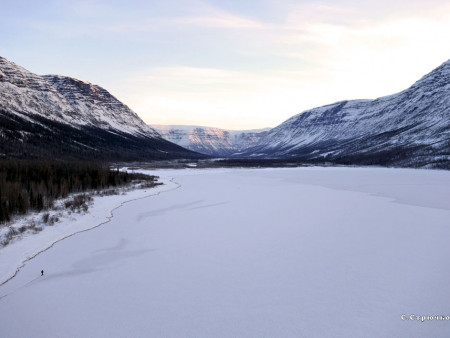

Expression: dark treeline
xmin=0 ymin=160 xmax=156 ymax=224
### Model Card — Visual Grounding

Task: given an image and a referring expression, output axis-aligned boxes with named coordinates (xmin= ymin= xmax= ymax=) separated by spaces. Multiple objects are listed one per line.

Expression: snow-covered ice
xmin=1 ymin=167 xmax=450 ymax=337
xmin=0 ymin=178 xmax=178 ymax=286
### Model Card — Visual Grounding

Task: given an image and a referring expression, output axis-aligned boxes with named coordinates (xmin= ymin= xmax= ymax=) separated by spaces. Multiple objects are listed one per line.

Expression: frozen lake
xmin=1 ymin=167 xmax=450 ymax=337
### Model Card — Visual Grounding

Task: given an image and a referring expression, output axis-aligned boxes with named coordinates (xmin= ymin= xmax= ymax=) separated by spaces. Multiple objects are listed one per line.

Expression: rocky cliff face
xmin=42 ymin=75 xmax=159 ymax=138
xmin=0 ymin=56 xmax=202 ymax=161
xmin=152 ymin=125 xmax=269 ymax=157
xmin=238 ymin=60 xmax=450 ymax=168
xmin=0 ymin=57 xmax=76 ymax=123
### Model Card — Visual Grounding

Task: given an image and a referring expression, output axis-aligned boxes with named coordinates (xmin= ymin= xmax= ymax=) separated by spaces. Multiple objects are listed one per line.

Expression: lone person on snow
xmin=41 ymin=270 xmax=44 ymax=276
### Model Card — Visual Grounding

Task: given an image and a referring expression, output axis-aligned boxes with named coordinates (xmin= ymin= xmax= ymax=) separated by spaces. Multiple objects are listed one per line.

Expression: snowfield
xmin=1 ymin=167 xmax=450 ymax=337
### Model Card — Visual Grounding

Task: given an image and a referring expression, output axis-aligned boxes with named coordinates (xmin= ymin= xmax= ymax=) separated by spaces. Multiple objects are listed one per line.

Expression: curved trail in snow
xmin=0 ymin=275 xmax=41 ymax=300
xmin=0 ymin=177 xmax=181 ymax=292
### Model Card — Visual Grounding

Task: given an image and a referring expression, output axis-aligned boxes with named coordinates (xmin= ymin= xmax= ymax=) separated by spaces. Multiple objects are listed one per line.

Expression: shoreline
xmin=0 ymin=176 xmax=179 ymax=287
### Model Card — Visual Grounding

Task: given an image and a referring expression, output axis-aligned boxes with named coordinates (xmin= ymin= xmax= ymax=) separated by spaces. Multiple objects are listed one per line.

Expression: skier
xmin=41 ymin=270 xmax=44 ymax=276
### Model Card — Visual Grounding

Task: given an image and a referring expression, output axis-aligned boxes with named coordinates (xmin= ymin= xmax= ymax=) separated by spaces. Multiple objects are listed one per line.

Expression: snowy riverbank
xmin=0 ymin=177 xmax=178 ymax=286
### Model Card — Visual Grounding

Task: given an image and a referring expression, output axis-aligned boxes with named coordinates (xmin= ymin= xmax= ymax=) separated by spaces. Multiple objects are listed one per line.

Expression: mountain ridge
xmin=0 ymin=56 xmax=203 ymax=161
xmin=152 ymin=124 xmax=269 ymax=157
xmin=1 ymin=55 xmax=449 ymax=167
xmin=235 ymin=59 xmax=450 ymax=168
xmin=42 ymin=74 xmax=160 ymax=138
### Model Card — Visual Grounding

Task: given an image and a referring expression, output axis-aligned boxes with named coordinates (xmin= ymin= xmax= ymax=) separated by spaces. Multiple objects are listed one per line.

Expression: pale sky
xmin=2 ymin=0 xmax=450 ymax=129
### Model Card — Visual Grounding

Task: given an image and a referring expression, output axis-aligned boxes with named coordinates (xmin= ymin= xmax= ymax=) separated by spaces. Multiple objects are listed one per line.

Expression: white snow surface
xmin=1 ymin=167 xmax=450 ymax=337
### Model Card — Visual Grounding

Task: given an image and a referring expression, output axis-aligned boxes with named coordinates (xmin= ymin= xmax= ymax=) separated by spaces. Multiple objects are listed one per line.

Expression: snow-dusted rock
xmin=239 ymin=59 xmax=450 ymax=168
xmin=152 ymin=125 xmax=269 ymax=156
xmin=43 ymin=75 xmax=160 ymax=138
xmin=0 ymin=56 xmax=200 ymax=160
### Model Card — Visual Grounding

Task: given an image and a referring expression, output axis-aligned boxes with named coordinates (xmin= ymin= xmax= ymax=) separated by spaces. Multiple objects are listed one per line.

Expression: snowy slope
xmin=1 ymin=167 xmax=450 ymax=337
xmin=43 ymin=75 xmax=160 ymax=138
xmin=239 ymin=59 xmax=450 ymax=168
xmin=152 ymin=124 xmax=269 ymax=156
xmin=0 ymin=56 xmax=201 ymax=160
xmin=0 ymin=57 xmax=78 ymax=124
xmin=0 ymin=56 xmax=159 ymax=137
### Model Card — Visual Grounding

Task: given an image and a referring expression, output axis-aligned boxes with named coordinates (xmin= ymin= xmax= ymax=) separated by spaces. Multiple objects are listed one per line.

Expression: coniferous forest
xmin=0 ymin=161 xmax=157 ymax=224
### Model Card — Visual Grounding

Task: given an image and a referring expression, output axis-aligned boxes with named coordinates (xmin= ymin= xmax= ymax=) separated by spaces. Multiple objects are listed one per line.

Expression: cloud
xmin=172 ymin=11 xmax=264 ymax=29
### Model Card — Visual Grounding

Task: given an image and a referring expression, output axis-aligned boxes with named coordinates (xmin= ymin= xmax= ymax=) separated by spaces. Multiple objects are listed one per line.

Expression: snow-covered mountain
xmin=0 ymin=56 xmax=202 ymax=160
xmin=3 ymin=54 xmax=448 ymax=167
xmin=42 ymin=75 xmax=160 ymax=138
xmin=238 ymin=59 xmax=450 ymax=168
xmin=152 ymin=125 xmax=269 ymax=157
